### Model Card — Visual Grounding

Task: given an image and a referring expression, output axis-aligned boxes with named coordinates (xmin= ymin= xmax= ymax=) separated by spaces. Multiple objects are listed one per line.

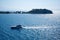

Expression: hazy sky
xmin=0 ymin=0 xmax=60 ymax=11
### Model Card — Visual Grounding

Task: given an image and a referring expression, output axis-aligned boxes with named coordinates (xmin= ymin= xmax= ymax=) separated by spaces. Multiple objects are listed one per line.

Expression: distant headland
xmin=27 ymin=9 xmax=53 ymax=14
xmin=0 ymin=9 xmax=53 ymax=14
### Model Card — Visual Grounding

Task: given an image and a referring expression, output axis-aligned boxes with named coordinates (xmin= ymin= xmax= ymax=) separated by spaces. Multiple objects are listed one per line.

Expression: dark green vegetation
xmin=0 ymin=9 xmax=53 ymax=14
xmin=27 ymin=9 xmax=53 ymax=14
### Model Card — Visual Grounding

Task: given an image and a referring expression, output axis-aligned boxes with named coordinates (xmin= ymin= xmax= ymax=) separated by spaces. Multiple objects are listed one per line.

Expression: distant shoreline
xmin=0 ymin=9 xmax=53 ymax=14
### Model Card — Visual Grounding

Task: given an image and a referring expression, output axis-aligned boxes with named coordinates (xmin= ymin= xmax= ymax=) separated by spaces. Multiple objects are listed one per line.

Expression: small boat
xmin=11 ymin=25 xmax=22 ymax=29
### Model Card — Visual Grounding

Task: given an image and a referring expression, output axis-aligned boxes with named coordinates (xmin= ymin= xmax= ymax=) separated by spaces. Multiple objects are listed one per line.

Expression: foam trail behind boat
xmin=22 ymin=26 xmax=56 ymax=29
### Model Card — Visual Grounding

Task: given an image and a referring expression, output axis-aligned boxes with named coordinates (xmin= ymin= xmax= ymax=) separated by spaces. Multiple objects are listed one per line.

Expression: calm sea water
xmin=0 ymin=13 xmax=60 ymax=40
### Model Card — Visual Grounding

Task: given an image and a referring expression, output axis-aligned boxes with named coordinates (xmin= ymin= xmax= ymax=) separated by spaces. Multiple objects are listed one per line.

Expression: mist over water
xmin=0 ymin=12 xmax=60 ymax=40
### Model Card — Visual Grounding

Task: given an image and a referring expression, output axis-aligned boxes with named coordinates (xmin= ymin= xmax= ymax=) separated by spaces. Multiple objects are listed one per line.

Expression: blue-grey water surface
xmin=0 ymin=13 xmax=60 ymax=40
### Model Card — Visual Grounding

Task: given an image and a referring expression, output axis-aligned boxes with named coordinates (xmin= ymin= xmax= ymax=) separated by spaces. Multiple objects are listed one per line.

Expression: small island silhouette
xmin=0 ymin=9 xmax=53 ymax=14
xmin=27 ymin=9 xmax=53 ymax=14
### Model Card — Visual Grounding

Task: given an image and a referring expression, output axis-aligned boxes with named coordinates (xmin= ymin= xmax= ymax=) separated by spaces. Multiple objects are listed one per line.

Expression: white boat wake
xmin=23 ymin=26 xmax=56 ymax=29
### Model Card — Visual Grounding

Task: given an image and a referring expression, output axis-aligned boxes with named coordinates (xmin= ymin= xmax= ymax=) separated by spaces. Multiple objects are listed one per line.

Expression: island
xmin=27 ymin=9 xmax=53 ymax=14
xmin=0 ymin=9 xmax=53 ymax=14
